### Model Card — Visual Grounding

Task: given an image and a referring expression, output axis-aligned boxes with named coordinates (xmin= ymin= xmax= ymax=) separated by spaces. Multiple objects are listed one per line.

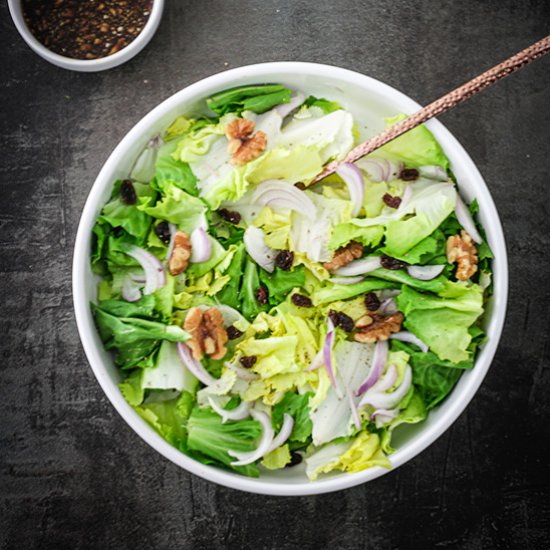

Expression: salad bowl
xmin=73 ymin=62 xmax=507 ymax=496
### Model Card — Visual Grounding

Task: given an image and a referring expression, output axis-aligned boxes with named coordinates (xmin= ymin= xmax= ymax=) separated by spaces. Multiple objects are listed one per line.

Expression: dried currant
xmin=328 ymin=310 xmax=355 ymax=333
xmin=154 ymin=221 xmax=171 ymax=244
xmin=218 ymin=208 xmax=241 ymax=225
xmin=382 ymin=193 xmax=402 ymax=209
xmin=380 ymin=255 xmax=408 ymax=270
xmin=120 ymin=179 xmax=137 ymax=205
xmin=399 ymin=168 xmax=419 ymax=181
xmin=286 ymin=452 xmax=303 ymax=467
xmin=226 ymin=325 xmax=244 ymax=340
xmin=294 ymin=182 xmax=306 ymax=190
xmin=291 ymin=294 xmax=312 ymax=308
xmin=240 ymin=356 xmax=257 ymax=369
xmin=365 ymin=292 xmax=381 ymax=311
xmin=275 ymin=250 xmax=294 ymax=271
xmin=255 ymin=286 xmax=268 ymax=305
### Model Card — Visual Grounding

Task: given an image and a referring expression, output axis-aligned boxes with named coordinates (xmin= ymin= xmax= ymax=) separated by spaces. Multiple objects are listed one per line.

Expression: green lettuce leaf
xmin=186 ymin=407 xmax=261 ymax=476
xmin=396 ymin=283 xmax=484 ymax=363
xmin=259 ymin=266 xmax=306 ymax=305
xmin=206 ymin=84 xmax=292 ymax=115
xmin=261 ymin=444 xmax=291 ymax=469
xmin=272 ymin=392 xmax=313 ymax=443
xmin=154 ymin=140 xmax=198 ymax=196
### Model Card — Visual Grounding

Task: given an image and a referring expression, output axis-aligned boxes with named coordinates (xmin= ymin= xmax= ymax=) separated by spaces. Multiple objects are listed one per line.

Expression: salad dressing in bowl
xmin=73 ymin=63 xmax=507 ymax=495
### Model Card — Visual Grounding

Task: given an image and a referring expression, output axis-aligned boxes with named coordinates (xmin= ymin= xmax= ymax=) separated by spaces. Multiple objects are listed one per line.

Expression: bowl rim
xmin=72 ymin=61 xmax=508 ymax=496
xmin=7 ymin=0 xmax=164 ymax=72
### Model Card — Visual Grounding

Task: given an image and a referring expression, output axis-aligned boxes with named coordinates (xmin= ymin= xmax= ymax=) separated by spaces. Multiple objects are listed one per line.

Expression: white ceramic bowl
xmin=8 ymin=0 xmax=164 ymax=72
xmin=73 ymin=62 xmax=508 ymax=496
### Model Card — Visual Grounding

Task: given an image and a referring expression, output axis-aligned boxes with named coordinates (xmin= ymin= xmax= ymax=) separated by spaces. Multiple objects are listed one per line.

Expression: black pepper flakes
xmin=226 ymin=325 xmax=243 ymax=340
xmin=328 ymin=310 xmax=355 ymax=333
xmin=218 ymin=208 xmax=241 ymax=225
xmin=380 ymin=255 xmax=408 ymax=270
xmin=399 ymin=168 xmax=419 ymax=181
xmin=382 ymin=193 xmax=402 ymax=209
xmin=22 ymin=0 xmax=154 ymax=60
xmin=120 ymin=179 xmax=137 ymax=205
xmin=291 ymin=294 xmax=312 ymax=308
xmin=365 ymin=292 xmax=381 ymax=311
xmin=154 ymin=221 xmax=171 ymax=244
xmin=240 ymin=356 xmax=257 ymax=369
xmin=275 ymin=250 xmax=294 ymax=271
xmin=255 ymin=287 xmax=268 ymax=305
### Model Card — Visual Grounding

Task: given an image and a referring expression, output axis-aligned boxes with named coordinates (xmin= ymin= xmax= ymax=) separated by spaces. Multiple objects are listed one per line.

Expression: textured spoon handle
xmin=313 ymin=35 xmax=550 ymax=182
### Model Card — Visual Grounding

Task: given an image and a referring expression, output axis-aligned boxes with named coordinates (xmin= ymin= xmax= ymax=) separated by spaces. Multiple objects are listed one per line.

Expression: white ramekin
xmin=7 ymin=0 xmax=164 ymax=72
xmin=72 ymin=62 xmax=508 ymax=496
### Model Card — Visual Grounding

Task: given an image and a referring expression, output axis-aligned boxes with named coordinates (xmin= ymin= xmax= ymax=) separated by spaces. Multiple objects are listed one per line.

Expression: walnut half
xmin=183 ymin=307 xmax=228 ymax=361
xmin=354 ymin=312 xmax=404 ymax=343
xmin=446 ymin=230 xmax=478 ymax=281
xmin=323 ymin=241 xmax=364 ymax=271
xmin=168 ymin=230 xmax=192 ymax=276
xmin=225 ymin=118 xmax=267 ymax=165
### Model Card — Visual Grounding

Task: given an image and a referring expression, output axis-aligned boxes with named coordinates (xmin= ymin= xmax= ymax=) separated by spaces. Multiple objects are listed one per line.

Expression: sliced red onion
xmin=268 ymin=413 xmax=294 ymax=452
xmin=323 ymin=317 xmax=343 ymax=399
xmin=356 ymin=158 xmax=402 ymax=182
xmin=332 ymin=256 xmax=381 ymax=277
xmin=252 ymin=180 xmax=316 ymax=220
xmin=305 ymin=348 xmax=324 ymax=372
xmin=225 ymin=360 xmax=259 ymax=381
xmin=397 ymin=184 xmax=414 ymax=213
xmin=390 ymin=331 xmax=429 ymax=353
xmin=208 ymin=396 xmax=250 ymax=423
xmin=190 ymin=226 xmax=212 ymax=263
xmin=275 ymin=93 xmax=305 ymax=118
xmin=336 ymin=163 xmax=364 ymax=217
xmin=121 ymin=277 xmax=141 ymax=302
xmin=125 ymin=245 xmax=165 ymax=294
xmin=356 ymin=340 xmax=388 ymax=396
xmin=229 ymin=410 xmax=275 ymax=466
xmin=455 ymin=194 xmax=482 ymax=244
xmin=373 ymin=364 xmax=398 ymax=392
xmin=176 ymin=342 xmax=217 ymax=386
xmin=371 ymin=407 xmax=400 ymax=428
xmin=418 ymin=165 xmax=447 ymax=181
xmin=379 ymin=289 xmax=401 ymax=300
xmin=130 ymin=274 xmax=147 ymax=283
xmin=359 ymin=365 xmax=412 ymax=409
xmin=406 ymin=264 xmax=445 ymax=280
xmin=379 ymin=297 xmax=398 ymax=315
xmin=346 ymin=386 xmax=361 ymax=431
xmin=165 ymin=223 xmax=177 ymax=262
xmin=329 ymin=276 xmax=366 ymax=285
xmin=243 ymin=226 xmax=276 ymax=273
xmin=130 ymin=135 xmax=163 ymax=182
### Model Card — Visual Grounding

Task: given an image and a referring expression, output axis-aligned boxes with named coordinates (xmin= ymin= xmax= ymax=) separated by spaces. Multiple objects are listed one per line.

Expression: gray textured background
xmin=1 ymin=1 xmax=549 ymax=548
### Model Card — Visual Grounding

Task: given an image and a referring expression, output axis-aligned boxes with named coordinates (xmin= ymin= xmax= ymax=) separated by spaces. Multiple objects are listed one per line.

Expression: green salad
xmin=91 ymin=84 xmax=493 ymax=480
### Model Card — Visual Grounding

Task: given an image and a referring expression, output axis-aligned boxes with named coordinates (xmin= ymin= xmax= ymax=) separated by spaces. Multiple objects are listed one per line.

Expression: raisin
xmin=240 ymin=356 xmax=257 ymax=369
xmin=218 ymin=208 xmax=241 ymax=225
xmin=328 ymin=310 xmax=354 ymax=332
xmin=226 ymin=325 xmax=243 ymax=340
xmin=380 ymin=255 xmax=408 ymax=270
xmin=154 ymin=221 xmax=171 ymax=244
xmin=383 ymin=193 xmax=402 ymax=209
xmin=275 ymin=250 xmax=294 ymax=271
xmin=294 ymin=182 xmax=306 ymax=190
xmin=365 ymin=292 xmax=381 ymax=311
xmin=286 ymin=452 xmax=303 ymax=467
xmin=399 ymin=168 xmax=419 ymax=181
xmin=291 ymin=294 xmax=312 ymax=308
xmin=255 ymin=286 xmax=268 ymax=305
xmin=120 ymin=179 xmax=137 ymax=205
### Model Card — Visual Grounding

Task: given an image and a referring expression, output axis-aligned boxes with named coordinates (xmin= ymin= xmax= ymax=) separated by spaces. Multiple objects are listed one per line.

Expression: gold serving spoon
xmin=312 ymin=34 xmax=550 ymax=183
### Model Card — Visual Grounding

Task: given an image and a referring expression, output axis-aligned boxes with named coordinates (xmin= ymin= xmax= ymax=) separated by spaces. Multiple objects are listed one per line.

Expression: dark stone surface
xmin=1 ymin=0 xmax=549 ymax=548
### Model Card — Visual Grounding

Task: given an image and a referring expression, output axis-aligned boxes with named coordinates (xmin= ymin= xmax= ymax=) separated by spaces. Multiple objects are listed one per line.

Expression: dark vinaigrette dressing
xmin=22 ymin=0 xmax=154 ymax=60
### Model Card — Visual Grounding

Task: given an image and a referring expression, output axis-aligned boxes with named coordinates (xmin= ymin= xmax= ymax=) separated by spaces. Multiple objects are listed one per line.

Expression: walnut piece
xmin=446 ymin=230 xmax=478 ymax=281
xmin=183 ymin=307 xmax=228 ymax=361
xmin=323 ymin=241 xmax=364 ymax=271
xmin=168 ymin=230 xmax=191 ymax=276
xmin=354 ymin=312 xmax=404 ymax=343
xmin=225 ymin=118 xmax=267 ymax=165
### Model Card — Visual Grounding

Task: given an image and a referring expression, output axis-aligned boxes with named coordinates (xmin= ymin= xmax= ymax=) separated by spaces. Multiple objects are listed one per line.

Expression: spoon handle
xmin=313 ymin=34 xmax=550 ymax=182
